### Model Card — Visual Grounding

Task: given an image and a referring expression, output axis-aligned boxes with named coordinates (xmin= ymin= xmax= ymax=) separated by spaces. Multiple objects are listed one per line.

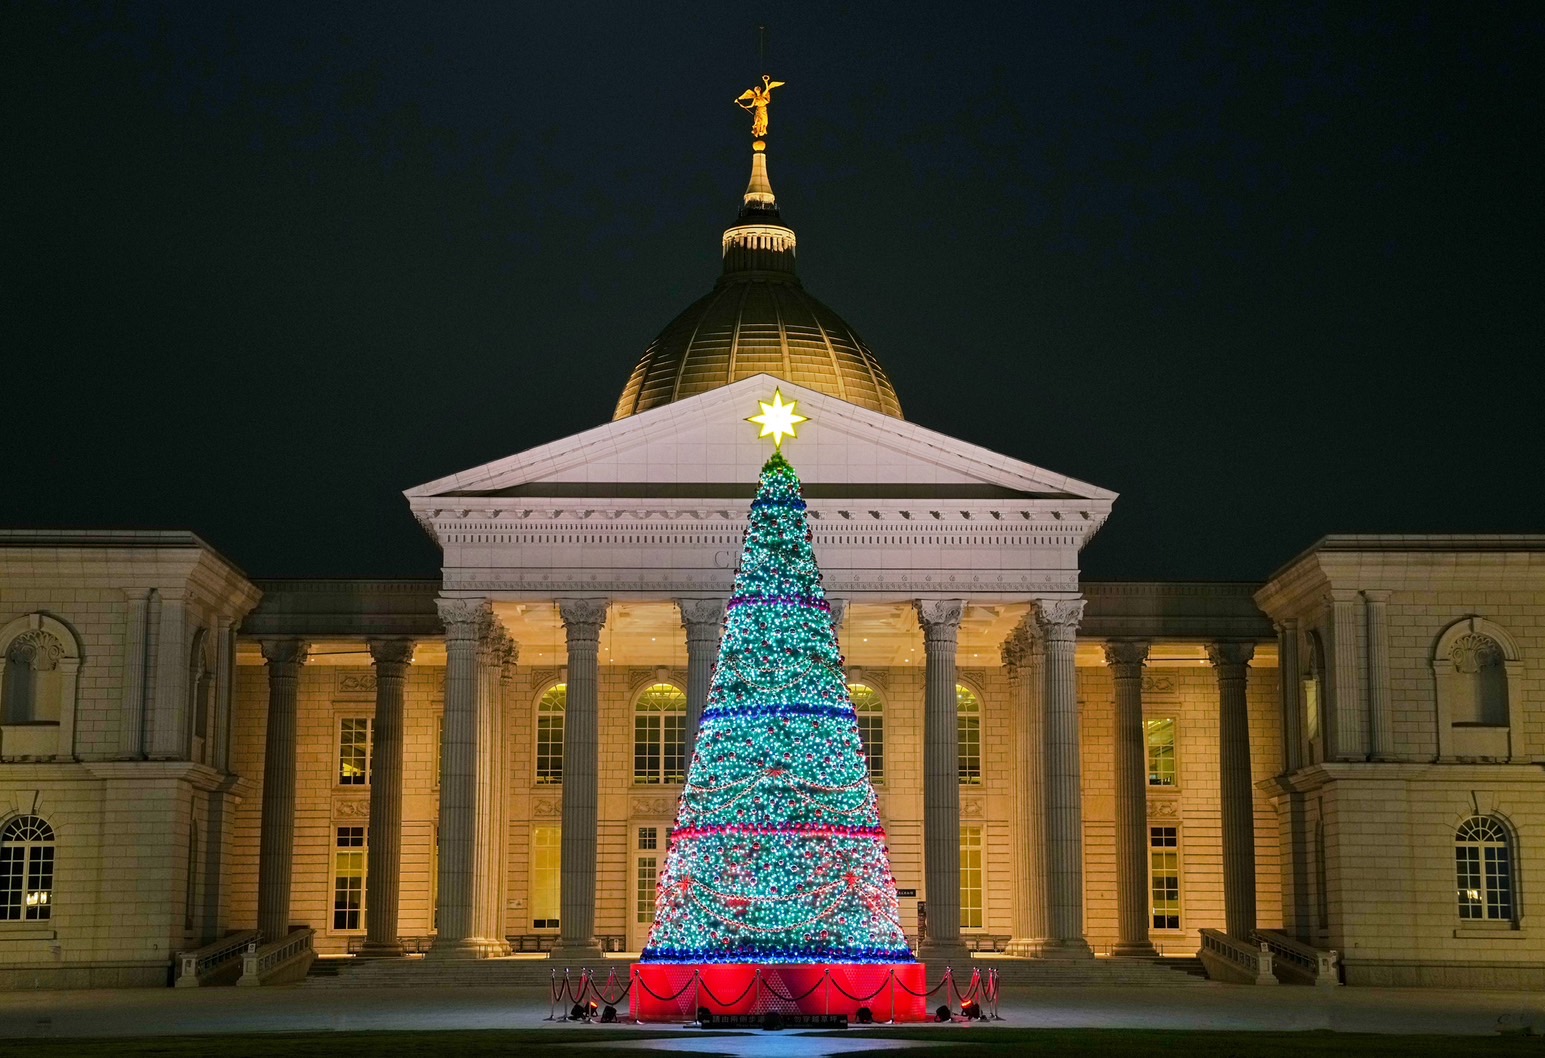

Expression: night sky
xmin=4 ymin=3 xmax=1542 ymax=582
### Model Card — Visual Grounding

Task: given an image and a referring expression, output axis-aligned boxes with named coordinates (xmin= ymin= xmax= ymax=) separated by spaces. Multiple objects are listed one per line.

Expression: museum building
xmin=1 ymin=132 xmax=1542 ymax=991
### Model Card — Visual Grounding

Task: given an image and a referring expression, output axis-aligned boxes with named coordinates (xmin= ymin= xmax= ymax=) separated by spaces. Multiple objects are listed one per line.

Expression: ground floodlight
xmin=696 ymin=1006 xmax=713 ymax=1026
xmin=600 ymin=1005 xmax=617 ymax=1023
xmin=935 ymin=1004 xmax=952 ymax=1022
xmin=856 ymin=1006 xmax=874 ymax=1024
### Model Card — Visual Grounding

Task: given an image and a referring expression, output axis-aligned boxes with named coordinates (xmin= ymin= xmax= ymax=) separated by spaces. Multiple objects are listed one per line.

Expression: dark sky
xmin=4 ymin=2 xmax=1542 ymax=582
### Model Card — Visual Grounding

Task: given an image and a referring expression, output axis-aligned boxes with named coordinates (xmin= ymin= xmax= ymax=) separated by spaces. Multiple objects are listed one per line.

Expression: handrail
xmin=175 ymin=929 xmax=260 ymax=987
xmin=1254 ymin=929 xmax=1340 ymax=986
xmin=1198 ymin=928 xmax=1276 ymax=985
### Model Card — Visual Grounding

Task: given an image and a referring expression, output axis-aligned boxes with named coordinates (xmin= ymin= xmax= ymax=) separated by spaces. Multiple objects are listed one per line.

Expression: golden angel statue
xmin=735 ymin=74 xmax=785 ymax=138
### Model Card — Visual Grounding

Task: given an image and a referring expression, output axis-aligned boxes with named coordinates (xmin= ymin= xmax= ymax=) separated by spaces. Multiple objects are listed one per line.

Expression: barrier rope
xmin=695 ymin=971 xmax=761 ymax=1008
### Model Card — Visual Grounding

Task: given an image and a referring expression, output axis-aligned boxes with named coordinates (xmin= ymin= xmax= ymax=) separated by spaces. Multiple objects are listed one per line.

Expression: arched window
xmin=1 ymin=816 xmax=55 ymax=921
xmin=957 ymin=685 xmax=981 ymax=785
xmin=188 ymin=630 xmax=214 ymax=763
xmin=1455 ymin=816 xmax=1515 ymax=922
xmin=1435 ymin=618 xmax=1522 ymax=760
xmin=535 ymin=684 xmax=566 ymax=785
xmin=634 ymin=683 xmax=687 ymax=785
xmin=0 ymin=615 xmax=82 ymax=759
xmin=849 ymin=683 xmax=884 ymax=783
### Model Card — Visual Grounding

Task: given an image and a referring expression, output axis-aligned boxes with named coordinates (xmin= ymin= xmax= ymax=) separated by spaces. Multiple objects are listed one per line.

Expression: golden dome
xmin=613 ymin=150 xmax=903 ymax=421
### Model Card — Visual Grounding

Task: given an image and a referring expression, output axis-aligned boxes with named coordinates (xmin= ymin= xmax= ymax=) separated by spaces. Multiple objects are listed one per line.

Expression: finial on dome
xmin=735 ymin=74 xmax=784 ymax=140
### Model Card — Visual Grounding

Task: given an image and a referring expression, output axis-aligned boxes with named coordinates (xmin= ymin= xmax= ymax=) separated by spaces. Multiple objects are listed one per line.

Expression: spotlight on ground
xmin=762 ymin=1011 xmax=784 ymax=1031
xmin=935 ymin=1004 xmax=952 ymax=1022
xmin=960 ymin=999 xmax=981 ymax=1020
xmin=600 ymin=1005 xmax=617 ymax=1023
xmin=856 ymin=1006 xmax=874 ymax=1024
xmin=569 ymin=1003 xmax=586 ymax=1021
xmin=696 ymin=1006 xmax=713 ymax=1026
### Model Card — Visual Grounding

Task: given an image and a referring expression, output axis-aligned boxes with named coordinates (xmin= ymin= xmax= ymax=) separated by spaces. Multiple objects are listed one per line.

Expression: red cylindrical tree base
xmin=631 ymin=962 xmax=929 ymax=1022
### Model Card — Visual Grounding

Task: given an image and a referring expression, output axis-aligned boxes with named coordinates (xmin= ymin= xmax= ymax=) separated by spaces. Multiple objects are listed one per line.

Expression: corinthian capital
xmin=1206 ymin=641 xmax=1256 ymax=672
xmin=559 ymin=598 xmax=609 ymax=645
xmin=1034 ymin=599 xmax=1085 ymax=643
xmin=259 ymin=638 xmax=310 ymax=669
xmin=1000 ymin=632 xmax=1026 ymax=677
xmin=914 ymin=599 xmax=965 ymax=647
xmin=437 ymin=597 xmax=493 ymax=644
xmin=367 ymin=638 xmax=416 ymax=671
xmin=676 ymin=598 xmax=726 ymax=637
xmin=1102 ymin=640 xmax=1150 ymax=673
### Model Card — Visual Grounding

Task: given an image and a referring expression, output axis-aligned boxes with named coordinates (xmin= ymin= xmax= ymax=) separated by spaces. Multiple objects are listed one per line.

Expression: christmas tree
xmin=641 ymin=450 xmax=914 ymax=965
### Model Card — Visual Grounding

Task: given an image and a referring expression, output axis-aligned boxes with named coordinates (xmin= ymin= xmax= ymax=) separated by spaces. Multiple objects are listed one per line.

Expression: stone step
xmin=303 ymin=955 xmax=1216 ymax=989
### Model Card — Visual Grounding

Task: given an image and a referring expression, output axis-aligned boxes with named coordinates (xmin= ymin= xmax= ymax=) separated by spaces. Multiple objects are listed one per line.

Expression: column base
xmin=547 ymin=940 xmax=606 ymax=966
xmin=1003 ymin=937 xmax=1046 ymax=957
xmin=916 ymin=940 xmax=974 ymax=969
xmin=357 ymin=939 xmax=407 ymax=958
xmin=424 ymin=936 xmax=506 ymax=961
xmin=1111 ymin=939 xmax=1159 ymax=958
xmin=1037 ymin=937 xmax=1095 ymax=960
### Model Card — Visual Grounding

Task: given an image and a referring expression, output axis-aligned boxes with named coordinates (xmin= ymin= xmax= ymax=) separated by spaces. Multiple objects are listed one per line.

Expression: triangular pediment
xmin=406 ymin=375 xmax=1114 ymax=505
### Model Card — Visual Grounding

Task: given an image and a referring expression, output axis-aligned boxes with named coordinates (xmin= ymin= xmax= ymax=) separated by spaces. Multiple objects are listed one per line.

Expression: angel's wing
xmin=736 ymin=90 xmax=756 ymax=102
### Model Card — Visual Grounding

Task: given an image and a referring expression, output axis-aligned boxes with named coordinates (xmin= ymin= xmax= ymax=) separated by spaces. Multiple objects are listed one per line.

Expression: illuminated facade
xmin=1 ymin=135 xmax=1542 ymax=992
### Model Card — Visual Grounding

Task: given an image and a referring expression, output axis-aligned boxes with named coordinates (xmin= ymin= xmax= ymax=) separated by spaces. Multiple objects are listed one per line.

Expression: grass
xmin=1 ymin=1027 xmax=1542 ymax=1057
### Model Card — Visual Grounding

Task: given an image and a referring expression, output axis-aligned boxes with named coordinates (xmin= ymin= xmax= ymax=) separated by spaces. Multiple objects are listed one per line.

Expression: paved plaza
xmin=0 ymin=984 xmax=1540 ymax=1044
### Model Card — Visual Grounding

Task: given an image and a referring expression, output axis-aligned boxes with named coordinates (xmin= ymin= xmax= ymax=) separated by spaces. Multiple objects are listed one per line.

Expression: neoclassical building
xmin=1 ymin=133 xmax=1541 ymax=990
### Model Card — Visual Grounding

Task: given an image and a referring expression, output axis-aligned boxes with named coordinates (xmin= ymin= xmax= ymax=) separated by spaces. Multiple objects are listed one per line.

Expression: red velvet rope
xmin=695 ymin=971 xmax=761 ymax=1008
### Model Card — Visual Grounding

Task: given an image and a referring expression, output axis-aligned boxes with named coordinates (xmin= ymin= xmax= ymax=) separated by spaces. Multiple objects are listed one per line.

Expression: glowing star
xmin=746 ymin=390 xmax=809 ymax=449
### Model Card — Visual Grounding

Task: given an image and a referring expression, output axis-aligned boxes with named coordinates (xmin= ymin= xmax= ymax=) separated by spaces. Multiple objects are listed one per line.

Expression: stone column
xmin=1277 ymin=620 xmax=1303 ymax=773
xmin=677 ymin=599 xmax=724 ymax=764
xmin=1037 ymin=599 xmax=1092 ymax=958
xmin=1327 ymin=591 xmax=1364 ymax=761
xmin=428 ymin=598 xmax=497 ymax=959
xmin=256 ymin=638 xmax=309 ymax=942
xmin=915 ymin=599 xmax=969 ymax=966
xmin=1105 ymin=640 xmax=1157 ymax=957
xmin=473 ymin=626 xmax=512 ymax=954
xmin=361 ymin=638 xmax=414 ymax=957
xmin=1364 ymin=591 xmax=1393 ymax=761
xmin=1004 ymin=621 xmax=1047 ymax=955
xmin=495 ymin=642 xmax=517 ymax=952
xmin=1209 ymin=641 xmax=1257 ymax=939
xmin=552 ymin=598 xmax=608 ymax=962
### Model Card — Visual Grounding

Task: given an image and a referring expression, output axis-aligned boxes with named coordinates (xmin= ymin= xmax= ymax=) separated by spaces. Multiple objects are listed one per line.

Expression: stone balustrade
xmin=174 ymin=929 xmax=260 ymax=988
xmin=1254 ymin=929 xmax=1341 ymax=987
xmin=1197 ymin=928 xmax=1276 ymax=985
xmin=237 ymin=928 xmax=316 ymax=987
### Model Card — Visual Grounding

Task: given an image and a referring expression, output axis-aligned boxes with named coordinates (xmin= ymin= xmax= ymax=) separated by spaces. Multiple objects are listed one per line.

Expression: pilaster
xmin=1363 ymin=590 xmax=1393 ymax=761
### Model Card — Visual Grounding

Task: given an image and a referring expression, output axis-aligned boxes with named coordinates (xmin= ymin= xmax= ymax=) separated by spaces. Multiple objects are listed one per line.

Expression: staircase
xmin=305 ymin=954 xmax=1214 ymax=989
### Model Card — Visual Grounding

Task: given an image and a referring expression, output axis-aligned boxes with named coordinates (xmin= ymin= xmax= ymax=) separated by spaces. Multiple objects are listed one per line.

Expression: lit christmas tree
xmin=641 ymin=436 xmax=914 ymax=965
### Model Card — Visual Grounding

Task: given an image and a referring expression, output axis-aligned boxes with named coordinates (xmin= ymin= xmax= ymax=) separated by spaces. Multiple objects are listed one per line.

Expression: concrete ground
xmin=0 ymin=984 xmax=1541 ymax=1042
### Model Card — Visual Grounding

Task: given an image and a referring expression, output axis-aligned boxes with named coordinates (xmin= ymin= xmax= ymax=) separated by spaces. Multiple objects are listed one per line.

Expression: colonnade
xmin=250 ymin=596 xmax=1264 ymax=959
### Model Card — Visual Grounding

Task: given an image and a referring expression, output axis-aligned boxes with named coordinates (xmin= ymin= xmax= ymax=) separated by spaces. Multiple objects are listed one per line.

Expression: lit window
xmin=333 ymin=826 xmax=366 ymax=931
xmin=0 ymin=816 xmax=54 ymax=921
xmin=849 ymin=683 xmax=884 ymax=783
xmin=1145 ymin=718 xmax=1176 ymax=787
xmin=638 ymin=826 xmax=658 ymax=851
xmin=959 ymin=824 xmax=983 ymax=929
xmin=338 ymin=718 xmax=372 ymax=786
xmin=957 ymin=685 xmax=981 ymax=785
xmin=1150 ymin=826 xmax=1180 ymax=930
xmin=532 ymin=826 xmax=561 ymax=930
xmin=1456 ymin=816 xmax=1514 ymax=922
xmin=535 ymin=684 xmax=566 ymax=784
xmin=633 ymin=684 xmax=687 ymax=785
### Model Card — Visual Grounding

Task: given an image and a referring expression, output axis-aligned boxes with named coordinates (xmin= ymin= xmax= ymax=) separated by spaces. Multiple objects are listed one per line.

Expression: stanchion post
xmin=694 ymin=969 xmax=701 ymax=1023
xmin=824 ymin=968 xmax=830 ymax=1017
xmin=888 ymin=967 xmax=896 ymax=1024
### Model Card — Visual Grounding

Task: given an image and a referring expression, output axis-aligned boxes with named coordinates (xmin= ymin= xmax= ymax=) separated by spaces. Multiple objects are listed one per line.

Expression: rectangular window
xmin=856 ymin=712 xmax=884 ymax=783
xmin=634 ymin=713 xmax=687 ymax=784
xmin=433 ymin=715 xmax=442 ymax=790
xmin=959 ymin=824 xmax=983 ymax=930
xmin=638 ymin=826 xmax=658 ymax=851
xmin=958 ymin=714 xmax=981 ymax=786
xmin=536 ymin=712 xmax=564 ymax=784
xmin=1150 ymin=826 xmax=1180 ymax=930
xmin=532 ymin=826 xmax=560 ymax=930
xmin=1145 ymin=718 xmax=1176 ymax=787
xmin=338 ymin=717 xmax=372 ymax=786
xmin=333 ymin=826 xmax=366 ymax=931
xmin=636 ymin=855 xmax=658 ymax=926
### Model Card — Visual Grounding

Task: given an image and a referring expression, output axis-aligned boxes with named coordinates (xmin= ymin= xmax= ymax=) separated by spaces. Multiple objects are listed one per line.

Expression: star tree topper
xmin=746 ymin=389 xmax=809 ymax=449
